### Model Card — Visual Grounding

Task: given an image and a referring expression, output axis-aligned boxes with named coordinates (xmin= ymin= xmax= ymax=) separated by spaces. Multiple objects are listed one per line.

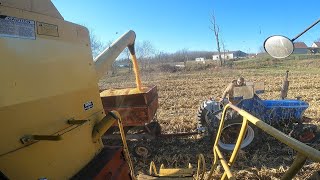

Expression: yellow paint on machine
xmin=0 ymin=1 xmax=106 ymax=179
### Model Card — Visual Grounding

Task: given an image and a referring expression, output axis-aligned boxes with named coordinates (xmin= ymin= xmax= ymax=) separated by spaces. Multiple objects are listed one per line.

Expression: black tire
xmin=145 ymin=121 xmax=161 ymax=136
xmin=218 ymin=116 xmax=259 ymax=151
xmin=197 ymin=102 xmax=218 ymax=134
xmin=197 ymin=102 xmax=259 ymax=151
xmin=197 ymin=103 xmax=209 ymax=132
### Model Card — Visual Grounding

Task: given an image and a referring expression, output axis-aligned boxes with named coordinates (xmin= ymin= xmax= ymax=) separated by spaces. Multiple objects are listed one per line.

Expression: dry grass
xmin=100 ymin=59 xmax=320 ymax=179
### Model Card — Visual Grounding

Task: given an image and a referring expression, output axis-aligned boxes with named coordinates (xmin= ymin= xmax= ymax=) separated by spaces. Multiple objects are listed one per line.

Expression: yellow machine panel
xmin=0 ymin=2 xmax=106 ymax=179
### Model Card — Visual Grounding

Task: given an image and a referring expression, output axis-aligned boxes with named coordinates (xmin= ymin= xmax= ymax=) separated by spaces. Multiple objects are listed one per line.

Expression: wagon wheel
xmin=145 ymin=121 xmax=161 ymax=136
xmin=133 ymin=144 xmax=152 ymax=158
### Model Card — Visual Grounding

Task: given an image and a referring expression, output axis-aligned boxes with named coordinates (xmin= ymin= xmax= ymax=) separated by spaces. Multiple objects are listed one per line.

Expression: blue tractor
xmin=197 ymin=76 xmax=315 ymax=151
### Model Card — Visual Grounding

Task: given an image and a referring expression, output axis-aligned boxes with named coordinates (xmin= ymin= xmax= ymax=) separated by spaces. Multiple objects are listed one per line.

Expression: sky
xmin=52 ymin=0 xmax=320 ymax=53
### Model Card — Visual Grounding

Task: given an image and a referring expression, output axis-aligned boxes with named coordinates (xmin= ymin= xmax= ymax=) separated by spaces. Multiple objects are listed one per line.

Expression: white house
xmin=311 ymin=42 xmax=320 ymax=48
xmin=212 ymin=50 xmax=247 ymax=60
xmin=195 ymin=57 xmax=205 ymax=62
xmin=310 ymin=42 xmax=320 ymax=54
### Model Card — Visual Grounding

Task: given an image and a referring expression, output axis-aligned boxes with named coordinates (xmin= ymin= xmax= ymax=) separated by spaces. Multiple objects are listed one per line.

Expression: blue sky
xmin=52 ymin=0 xmax=320 ymax=53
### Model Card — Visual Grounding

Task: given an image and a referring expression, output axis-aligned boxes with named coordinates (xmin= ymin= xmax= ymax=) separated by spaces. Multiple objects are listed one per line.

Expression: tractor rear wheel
xmin=197 ymin=102 xmax=218 ymax=134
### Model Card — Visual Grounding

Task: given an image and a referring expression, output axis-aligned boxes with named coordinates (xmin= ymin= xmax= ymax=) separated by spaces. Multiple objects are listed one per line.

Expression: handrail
xmin=207 ymin=103 xmax=320 ymax=180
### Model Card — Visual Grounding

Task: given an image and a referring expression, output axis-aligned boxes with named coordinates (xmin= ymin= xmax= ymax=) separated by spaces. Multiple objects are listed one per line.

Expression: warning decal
xmin=83 ymin=101 xmax=94 ymax=111
xmin=0 ymin=15 xmax=36 ymax=40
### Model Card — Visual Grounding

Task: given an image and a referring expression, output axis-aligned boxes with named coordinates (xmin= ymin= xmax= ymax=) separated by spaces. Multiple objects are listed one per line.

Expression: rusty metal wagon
xmin=100 ymin=85 xmax=161 ymax=139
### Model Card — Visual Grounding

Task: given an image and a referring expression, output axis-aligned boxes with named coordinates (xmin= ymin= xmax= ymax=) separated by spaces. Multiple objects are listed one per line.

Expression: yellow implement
xmin=150 ymin=162 xmax=194 ymax=177
xmin=145 ymin=154 xmax=205 ymax=180
xmin=207 ymin=103 xmax=320 ymax=180
xmin=145 ymin=101 xmax=320 ymax=180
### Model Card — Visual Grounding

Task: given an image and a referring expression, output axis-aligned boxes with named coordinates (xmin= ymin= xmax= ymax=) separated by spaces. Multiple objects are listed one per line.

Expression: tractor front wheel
xmin=218 ymin=118 xmax=257 ymax=151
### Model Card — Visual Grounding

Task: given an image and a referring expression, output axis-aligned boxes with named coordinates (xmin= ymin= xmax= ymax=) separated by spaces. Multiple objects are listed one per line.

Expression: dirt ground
xmin=100 ymin=60 xmax=320 ymax=179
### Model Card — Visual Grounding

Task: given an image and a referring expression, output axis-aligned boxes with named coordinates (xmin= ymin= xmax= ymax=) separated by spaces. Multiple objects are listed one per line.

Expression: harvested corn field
xmin=100 ymin=59 xmax=320 ymax=179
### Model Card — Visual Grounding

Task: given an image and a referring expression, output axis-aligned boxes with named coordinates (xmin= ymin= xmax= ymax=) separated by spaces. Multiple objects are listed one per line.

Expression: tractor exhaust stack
xmin=280 ymin=70 xmax=289 ymax=99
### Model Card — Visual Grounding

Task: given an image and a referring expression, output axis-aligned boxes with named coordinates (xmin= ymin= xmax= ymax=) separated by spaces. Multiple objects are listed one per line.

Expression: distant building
xmin=293 ymin=42 xmax=308 ymax=54
xmin=195 ymin=57 xmax=205 ymax=62
xmin=311 ymin=42 xmax=320 ymax=48
xmin=310 ymin=42 xmax=320 ymax=54
xmin=212 ymin=50 xmax=247 ymax=60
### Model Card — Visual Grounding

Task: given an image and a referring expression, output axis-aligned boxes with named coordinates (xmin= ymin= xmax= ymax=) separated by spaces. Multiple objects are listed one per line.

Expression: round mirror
xmin=264 ymin=35 xmax=294 ymax=59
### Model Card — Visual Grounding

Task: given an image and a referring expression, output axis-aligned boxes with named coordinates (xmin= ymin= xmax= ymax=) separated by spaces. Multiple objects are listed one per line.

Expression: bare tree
xmin=123 ymin=48 xmax=133 ymax=72
xmin=181 ymin=48 xmax=189 ymax=62
xmin=221 ymin=40 xmax=226 ymax=64
xmin=155 ymin=51 xmax=171 ymax=63
xmin=259 ymin=46 xmax=266 ymax=53
xmin=170 ymin=48 xmax=189 ymax=62
xmin=89 ymin=30 xmax=107 ymax=58
xmin=90 ymin=30 xmax=121 ymax=75
xmin=155 ymin=50 xmax=164 ymax=64
xmin=136 ymin=41 xmax=155 ymax=69
xmin=210 ymin=11 xmax=223 ymax=66
xmin=88 ymin=28 xmax=118 ymax=75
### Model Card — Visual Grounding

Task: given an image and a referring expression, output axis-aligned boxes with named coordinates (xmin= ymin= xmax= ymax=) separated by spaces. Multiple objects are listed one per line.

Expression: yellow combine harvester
xmin=0 ymin=0 xmax=138 ymax=179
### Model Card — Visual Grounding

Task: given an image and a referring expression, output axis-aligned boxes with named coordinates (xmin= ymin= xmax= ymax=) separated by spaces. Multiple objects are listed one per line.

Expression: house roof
xmin=313 ymin=42 xmax=320 ymax=47
xmin=294 ymin=42 xmax=308 ymax=48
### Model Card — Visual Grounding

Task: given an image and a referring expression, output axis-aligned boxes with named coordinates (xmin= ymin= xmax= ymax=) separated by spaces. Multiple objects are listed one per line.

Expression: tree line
xmin=88 ymin=11 xmax=228 ymax=71
xmin=89 ymin=31 xmax=216 ymax=66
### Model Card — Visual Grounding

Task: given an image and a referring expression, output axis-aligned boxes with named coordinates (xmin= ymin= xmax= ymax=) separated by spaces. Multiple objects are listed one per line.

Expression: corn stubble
xmin=100 ymin=67 xmax=320 ymax=179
